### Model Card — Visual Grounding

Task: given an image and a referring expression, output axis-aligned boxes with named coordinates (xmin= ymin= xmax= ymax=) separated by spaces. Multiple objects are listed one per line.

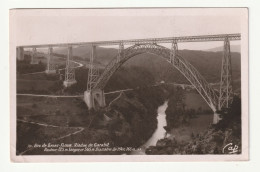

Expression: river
xmin=131 ymin=91 xmax=213 ymax=155
xmin=131 ymin=101 xmax=169 ymax=155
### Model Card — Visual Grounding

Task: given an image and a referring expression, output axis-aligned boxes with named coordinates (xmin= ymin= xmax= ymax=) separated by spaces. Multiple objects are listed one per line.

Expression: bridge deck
xmin=19 ymin=33 xmax=241 ymax=48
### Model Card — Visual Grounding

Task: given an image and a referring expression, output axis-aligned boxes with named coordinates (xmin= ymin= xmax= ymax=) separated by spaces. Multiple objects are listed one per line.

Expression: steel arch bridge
xmin=91 ymin=43 xmax=219 ymax=111
xmin=16 ymin=33 xmax=240 ymax=114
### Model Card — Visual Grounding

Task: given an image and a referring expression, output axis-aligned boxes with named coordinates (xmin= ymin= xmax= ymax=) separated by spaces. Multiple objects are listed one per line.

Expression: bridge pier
xmin=16 ymin=47 xmax=24 ymax=61
xmin=63 ymin=46 xmax=77 ymax=87
xmin=45 ymin=65 xmax=56 ymax=74
xmin=170 ymin=40 xmax=178 ymax=64
xmin=117 ymin=42 xmax=124 ymax=62
xmin=63 ymin=80 xmax=77 ymax=87
xmin=87 ymin=45 xmax=99 ymax=90
xmin=85 ymin=45 xmax=105 ymax=109
xmin=213 ymin=112 xmax=222 ymax=124
xmin=84 ymin=89 xmax=106 ymax=109
xmin=45 ymin=47 xmax=56 ymax=74
xmin=30 ymin=47 xmax=39 ymax=64
xmin=218 ymin=37 xmax=233 ymax=110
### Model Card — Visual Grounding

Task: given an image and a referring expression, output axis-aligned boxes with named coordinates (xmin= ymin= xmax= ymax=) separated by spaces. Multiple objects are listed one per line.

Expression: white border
xmin=9 ymin=8 xmax=248 ymax=163
xmin=1 ymin=0 xmax=260 ymax=171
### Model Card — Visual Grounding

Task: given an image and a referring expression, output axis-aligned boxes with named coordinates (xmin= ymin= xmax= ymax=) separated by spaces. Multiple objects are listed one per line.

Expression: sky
xmin=10 ymin=8 xmax=244 ymax=50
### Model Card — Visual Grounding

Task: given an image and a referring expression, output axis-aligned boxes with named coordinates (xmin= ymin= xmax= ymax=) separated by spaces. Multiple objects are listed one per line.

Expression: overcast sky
xmin=10 ymin=8 xmax=244 ymax=50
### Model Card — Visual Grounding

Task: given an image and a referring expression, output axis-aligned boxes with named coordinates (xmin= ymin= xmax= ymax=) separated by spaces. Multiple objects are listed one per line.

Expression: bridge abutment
xmin=16 ymin=47 xmax=24 ymax=61
xmin=213 ymin=112 xmax=222 ymax=124
xmin=63 ymin=80 xmax=77 ymax=87
xmin=45 ymin=69 xmax=56 ymax=74
xmin=84 ymin=89 xmax=106 ymax=109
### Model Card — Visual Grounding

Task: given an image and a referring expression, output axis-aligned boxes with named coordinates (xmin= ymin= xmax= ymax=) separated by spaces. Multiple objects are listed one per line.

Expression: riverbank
xmin=131 ymin=101 xmax=168 ymax=155
xmin=167 ymin=114 xmax=212 ymax=143
xmin=104 ymin=86 xmax=170 ymax=149
xmin=145 ymin=96 xmax=242 ymax=155
xmin=131 ymin=89 xmax=214 ymax=155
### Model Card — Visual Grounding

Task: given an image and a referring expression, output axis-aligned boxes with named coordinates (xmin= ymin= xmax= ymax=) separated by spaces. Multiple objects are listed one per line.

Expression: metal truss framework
xmin=87 ymin=45 xmax=100 ymax=90
xmin=16 ymin=47 xmax=24 ymax=60
xmin=170 ymin=40 xmax=178 ymax=63
xmin=218 ymin=37 xmax=233 ymax=110
xmin=46 ymin=47 xmax=56 ymax=71
xmin=31 ymin=47 xmax=37 ymax=64
xmin=93 ymin=43 xmax=219 ymax=111
xmin=117 ymin=42 xmax=124 ymax=63
xmin=64 ymin=46 xmax=76 ymax=82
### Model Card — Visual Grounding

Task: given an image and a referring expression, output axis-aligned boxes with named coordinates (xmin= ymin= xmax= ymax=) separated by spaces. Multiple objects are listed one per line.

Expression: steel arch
xmin=93 ymin=43 xmax=219 ymax=112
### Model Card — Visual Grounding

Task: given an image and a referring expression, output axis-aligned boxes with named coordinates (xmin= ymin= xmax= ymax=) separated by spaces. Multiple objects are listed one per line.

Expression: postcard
xmin=10 ymin=8 xmax=248 ymax=162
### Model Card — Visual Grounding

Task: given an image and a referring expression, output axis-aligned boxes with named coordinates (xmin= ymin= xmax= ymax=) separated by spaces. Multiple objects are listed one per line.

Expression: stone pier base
xmin=30 ymin=61 xmax=39 ymax=65
xmin=45 ymin=69 xmax=56 ymax=74
xmin=17 ymin=47 xmax=24 ymax=61
xmin=84 ymin=89 xmax=106 ymax=110
xmin=213 ymin=112 xmax=222 ymax=124
xmin=63 ymin=80 xmax=77 ymax=87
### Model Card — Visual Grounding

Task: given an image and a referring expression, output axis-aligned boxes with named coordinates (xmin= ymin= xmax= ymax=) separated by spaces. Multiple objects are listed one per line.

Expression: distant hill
xmin=205 ymin=45 xmax=241 ymax=53
xmin=53 ymin=45 xmax=241 ymax=90
xmin=122 ymin=50 xmax=240 ymax=85
xmin=54 ymin=46 xmax=117 ymax=65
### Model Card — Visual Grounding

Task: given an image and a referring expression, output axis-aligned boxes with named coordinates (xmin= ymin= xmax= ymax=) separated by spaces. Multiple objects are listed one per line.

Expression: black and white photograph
xmin=9 ymin=8 xmax=248 ymax=161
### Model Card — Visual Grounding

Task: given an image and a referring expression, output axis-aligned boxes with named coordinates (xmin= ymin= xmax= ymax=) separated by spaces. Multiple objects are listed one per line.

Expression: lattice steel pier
xmin=45 ymin=47 xmax=56 ymax=74
xmin=218 ymin=37 xmax=233 ymax=110
xmin=63 ymin=46 xmax=77 ymax=87
xmin=85 ymin=45 xmax=106 ymax=109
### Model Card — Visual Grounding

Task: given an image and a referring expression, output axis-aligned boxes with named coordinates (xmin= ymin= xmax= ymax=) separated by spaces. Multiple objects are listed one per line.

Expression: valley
xmin=16 ymin=46 xmax=241 ymax=155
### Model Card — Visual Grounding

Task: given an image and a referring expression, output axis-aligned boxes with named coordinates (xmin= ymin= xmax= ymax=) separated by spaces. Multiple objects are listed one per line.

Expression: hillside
xmin=205 ymin=44 xmax=240 ymax=53
xmin=121 ymin=50 xmax=240 ymax=84
xmin=54 ymin=46 xmax=117 ymax=65
xmin=53 ymin=45 xmax=241 ymax=89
